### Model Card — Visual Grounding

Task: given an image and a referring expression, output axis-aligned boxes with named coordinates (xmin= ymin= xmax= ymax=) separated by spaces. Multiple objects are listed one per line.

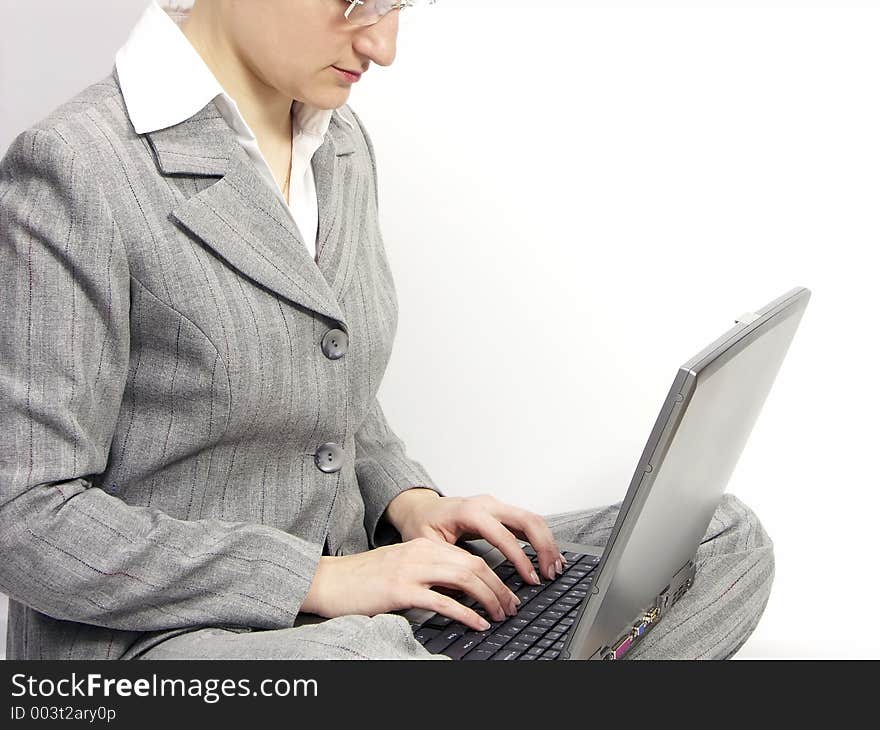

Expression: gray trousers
xmin=134 ymin=493 xmax=774 ymax=660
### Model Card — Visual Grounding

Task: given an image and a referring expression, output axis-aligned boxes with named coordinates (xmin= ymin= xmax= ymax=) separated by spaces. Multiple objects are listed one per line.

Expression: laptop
xmin=404 ymin=286 xmax=810 ymax=660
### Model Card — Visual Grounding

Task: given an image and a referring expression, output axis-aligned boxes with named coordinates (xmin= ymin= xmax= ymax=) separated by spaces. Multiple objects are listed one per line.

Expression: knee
xmin=700 ymin=494 xmax=775 ymax=593
xmin=707 ymin=494 xmax=773 ymax=549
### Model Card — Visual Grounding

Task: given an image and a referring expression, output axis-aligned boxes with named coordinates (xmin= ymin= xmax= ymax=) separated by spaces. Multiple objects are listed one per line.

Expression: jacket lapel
xmin=144 ymin=98 xmax=361 ymax=329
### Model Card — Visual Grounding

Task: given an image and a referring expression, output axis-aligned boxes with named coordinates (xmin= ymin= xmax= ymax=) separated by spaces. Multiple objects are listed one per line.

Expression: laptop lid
xmin=563 ymin=286 xmax=811 ymax=660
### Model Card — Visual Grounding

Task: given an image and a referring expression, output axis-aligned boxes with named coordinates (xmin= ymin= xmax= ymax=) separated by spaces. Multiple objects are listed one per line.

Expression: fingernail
xmin=511 ymin=594 xmax=522 ymax=606
xmin=530 ymin=569 xmax=540 ymax=584
xmin=555 ymin=558 xmax=563 ymax=574
xmin=479 ymin=618 xmax=491 ymax=630
xmin=548 ymin=565 xmax=556 ymax=580
xmin=560 ymin=553 xmax=568 ymax=565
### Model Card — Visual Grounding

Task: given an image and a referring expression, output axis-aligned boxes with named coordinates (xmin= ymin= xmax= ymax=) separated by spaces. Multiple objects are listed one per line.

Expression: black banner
xmin=0 ymin=660 xmax=873 ymax=725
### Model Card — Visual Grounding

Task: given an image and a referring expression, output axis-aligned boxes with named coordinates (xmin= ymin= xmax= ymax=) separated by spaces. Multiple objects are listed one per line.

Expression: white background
xmin=1 ymin=1 xmax=878 ymax=659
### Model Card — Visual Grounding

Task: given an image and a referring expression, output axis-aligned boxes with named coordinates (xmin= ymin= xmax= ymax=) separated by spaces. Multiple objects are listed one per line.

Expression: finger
xmin=468 ymin=550 xmax=522 ymax=614
xmin=414 ymin=588 xmax=493 ymax=632
xmin=436 ymin=539 xmax=520 ymax=611
xmin=464 ymin=511 xmax=541 ymax=587
xmin=426 ymin=562 xmax=511 ymax=623
xmin=489 ymin=503 xmax=565 ymax=581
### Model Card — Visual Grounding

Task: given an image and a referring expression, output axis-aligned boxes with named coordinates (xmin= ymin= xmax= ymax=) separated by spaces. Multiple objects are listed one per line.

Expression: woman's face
xmin=211 ymin=0 xmax=399 ymax=108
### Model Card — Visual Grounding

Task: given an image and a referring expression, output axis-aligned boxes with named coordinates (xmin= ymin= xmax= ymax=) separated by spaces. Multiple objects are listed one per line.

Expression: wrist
xmin=301 ymin=555 xmax=338 ymax=616
xmin=385 ymin=487 xmax=441 ymax=531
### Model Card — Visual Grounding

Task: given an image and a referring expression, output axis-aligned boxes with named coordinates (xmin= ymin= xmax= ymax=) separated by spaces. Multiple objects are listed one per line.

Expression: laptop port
xmin=610 ymin=634 xmax=634 ymax=660
xmin=643 ymin=607 xmax=660 ymax=623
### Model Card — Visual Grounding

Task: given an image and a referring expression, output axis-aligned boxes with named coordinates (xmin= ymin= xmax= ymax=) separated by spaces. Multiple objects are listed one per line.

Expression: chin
xmin=291 ymin=80 xmax=352 ymax=111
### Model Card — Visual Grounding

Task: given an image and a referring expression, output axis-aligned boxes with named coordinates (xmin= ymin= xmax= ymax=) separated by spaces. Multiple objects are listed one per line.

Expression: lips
xmin=333 ymin=66 xmax=362 ymax=79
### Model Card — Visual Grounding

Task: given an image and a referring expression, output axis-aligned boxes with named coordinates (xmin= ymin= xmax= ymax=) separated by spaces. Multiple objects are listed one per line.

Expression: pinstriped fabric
xmin=0 ymin=66 xmax=445 ymax=660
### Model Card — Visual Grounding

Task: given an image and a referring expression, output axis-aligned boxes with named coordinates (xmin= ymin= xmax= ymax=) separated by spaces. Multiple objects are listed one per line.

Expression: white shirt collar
xmin=114 ymin=1 xmax=350 ymax=139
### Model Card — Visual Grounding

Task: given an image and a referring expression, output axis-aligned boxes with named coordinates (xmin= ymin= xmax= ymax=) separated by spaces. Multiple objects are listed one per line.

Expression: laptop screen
xmin=565 ymin=287 xmax=810 ymax=660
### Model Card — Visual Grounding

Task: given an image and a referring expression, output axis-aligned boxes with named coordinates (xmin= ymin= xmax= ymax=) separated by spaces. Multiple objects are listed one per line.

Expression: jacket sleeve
xmin=354 ymin=395 xmax=446 ymax=549
xmin=0 ymin=127 xmax=322 ymax=632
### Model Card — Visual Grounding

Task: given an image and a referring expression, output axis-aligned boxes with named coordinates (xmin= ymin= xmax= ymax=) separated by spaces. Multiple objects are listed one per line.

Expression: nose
xmin=351 ymin=10 xmax=400 ymax=66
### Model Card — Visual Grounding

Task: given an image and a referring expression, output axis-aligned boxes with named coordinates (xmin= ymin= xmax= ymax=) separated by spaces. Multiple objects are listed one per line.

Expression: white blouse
xmin=114 ymin=0 xmax=353 ymax=261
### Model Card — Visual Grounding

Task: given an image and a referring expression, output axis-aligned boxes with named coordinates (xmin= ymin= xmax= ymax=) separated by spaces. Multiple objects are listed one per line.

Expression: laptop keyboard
xmin=412 ymin=545 xmax=600 ymax=660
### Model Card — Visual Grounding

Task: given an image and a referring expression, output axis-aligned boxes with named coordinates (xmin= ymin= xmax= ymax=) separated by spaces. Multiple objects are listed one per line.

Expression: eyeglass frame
xmin=341 ymin=0 xmax=435 ymax=27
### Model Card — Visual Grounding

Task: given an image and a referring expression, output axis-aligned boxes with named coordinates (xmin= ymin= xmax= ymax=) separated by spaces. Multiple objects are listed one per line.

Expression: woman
xmin=0 ymin=0 xmax=774 ymax=660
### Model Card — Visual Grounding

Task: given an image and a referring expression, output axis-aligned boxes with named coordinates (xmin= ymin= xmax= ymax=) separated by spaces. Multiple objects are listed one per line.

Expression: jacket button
xmin=321 ymin=328 xmax=348 ymax=360
xmin=315 ymin=442 xmax=343 ymax=473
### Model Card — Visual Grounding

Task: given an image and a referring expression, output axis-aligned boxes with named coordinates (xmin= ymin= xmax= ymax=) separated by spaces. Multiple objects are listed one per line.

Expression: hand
xmin=300 ymin=537 xmax=522 ymax=631
xmin=385 ymin=490 xmax=567 ymax=587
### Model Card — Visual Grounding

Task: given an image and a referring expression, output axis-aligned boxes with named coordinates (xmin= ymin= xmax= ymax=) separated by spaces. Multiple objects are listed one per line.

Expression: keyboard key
xmin=462 ymin=648 xmax=498 ymax=661
xmin=524 ymin=646 xmax=544 ymax=658
xmin=516 ymin=585 xmax=544 ymax=602
xmin=425 ymin=629 xmax=464 ymax=654
xmin=543 ymin=610 xmax=565 ymax=621
xmin=537 ymin=638 xmax=554 ymax=649
xmin=469 ymin=625 xmax=495 ymax=635
xmin=517 ymin=607 xmax=542 ymax=621
xmin=495 ymin=565 xmax=516 ymax=580
xmin=520 ymin=631 xmax=544 ymax=646
xmin=443 ymin=635 xmax=485 ymax=660
xmin=552 ymin=640 xmax=566 ymax=650
xmin=504 ymin=577 xmax=524 ymax=592
xmin=520 ymin=653 xmax=538 ymax=660
xmin=562 ymin=551 xmax=582 ymax=562
xmin=424 ymin=613 xmax=453 ymax=629
xmin=494 ymin=624 xmax=524 ymax=639
xmin=491 ymin=647 xmax=524 ymax=660
xmin=523 ymin=545 xmax=537 ymax=557
xmin=541 ymin=649 xmax=561 ymax=659
xmin=535 ymin=618 xmax=556 ymax=629
xmin=505 ymin=640 xmax=532 ymax=652
xmin=545 ymin=630 xmax=563 ymax=641
xmin=414 ymin=627 xmax=441 ymax=644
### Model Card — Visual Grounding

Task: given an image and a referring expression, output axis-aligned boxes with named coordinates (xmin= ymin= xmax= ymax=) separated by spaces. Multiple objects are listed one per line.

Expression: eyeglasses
xmin=339 ymin=0 xmax=437 ymax=28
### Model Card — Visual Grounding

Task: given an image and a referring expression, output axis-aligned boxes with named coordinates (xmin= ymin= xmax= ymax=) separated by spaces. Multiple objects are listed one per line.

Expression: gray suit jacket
xmin=0 ymin=67 xmax=443 ymax=659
